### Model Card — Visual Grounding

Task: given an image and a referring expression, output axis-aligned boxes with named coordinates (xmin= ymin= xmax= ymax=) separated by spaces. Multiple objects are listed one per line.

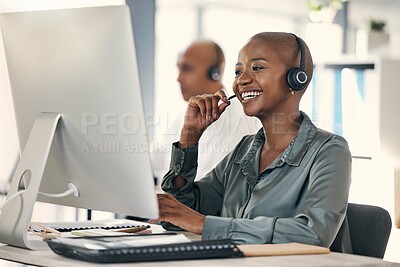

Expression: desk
xmin=1 ymin=244 xmax=399 ymax=267
xmin=0 ymin=222 xmax=399 ymax=267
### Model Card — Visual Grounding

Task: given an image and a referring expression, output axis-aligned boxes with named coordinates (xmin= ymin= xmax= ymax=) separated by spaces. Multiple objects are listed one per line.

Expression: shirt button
xmin=176 ymin=164 xmax=181 ymax=169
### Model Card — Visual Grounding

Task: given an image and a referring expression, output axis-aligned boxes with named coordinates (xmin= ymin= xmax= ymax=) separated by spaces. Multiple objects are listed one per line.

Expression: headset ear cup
xmin=208 ymin=66 xmax=221 ymax=81
xmin=286 ymin=68 xmax=308 ymax=91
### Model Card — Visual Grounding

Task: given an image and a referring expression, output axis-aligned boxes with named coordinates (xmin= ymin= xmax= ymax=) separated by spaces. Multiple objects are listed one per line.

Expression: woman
xmin=149 ymin=32 xmax=352 ymax=253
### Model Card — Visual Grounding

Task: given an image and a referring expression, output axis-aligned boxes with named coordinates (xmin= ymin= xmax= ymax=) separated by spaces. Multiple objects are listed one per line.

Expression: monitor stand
xmin=0 ymin=112 xmax=61 ymax=250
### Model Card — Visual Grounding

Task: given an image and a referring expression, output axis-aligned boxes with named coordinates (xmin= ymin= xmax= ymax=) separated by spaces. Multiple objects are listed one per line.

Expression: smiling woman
xmin=149 ymin=32 xmax=352 ymax=254
xmin=232 ymin=33 xmax=312 ymax=120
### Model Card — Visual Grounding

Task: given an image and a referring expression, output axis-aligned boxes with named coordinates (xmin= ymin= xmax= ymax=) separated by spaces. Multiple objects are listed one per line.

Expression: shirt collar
xmin=286 ymin=111 xmax=317 ymax=166
xmin=237 ymin=111 xmax=317 ymax=169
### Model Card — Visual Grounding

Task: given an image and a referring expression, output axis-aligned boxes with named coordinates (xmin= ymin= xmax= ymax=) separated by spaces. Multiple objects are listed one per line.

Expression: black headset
xmin=208 ymin=42 xmax=224 ymax=81
xmin=286 ymin=34 xmax=308 ymax=91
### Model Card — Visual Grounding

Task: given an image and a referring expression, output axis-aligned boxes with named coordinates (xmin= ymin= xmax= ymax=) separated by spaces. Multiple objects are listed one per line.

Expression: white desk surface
xmin=0 ymin=221 xmax=399 ymax=267
xmin=1 ymin=244 xmax=399 ymax=267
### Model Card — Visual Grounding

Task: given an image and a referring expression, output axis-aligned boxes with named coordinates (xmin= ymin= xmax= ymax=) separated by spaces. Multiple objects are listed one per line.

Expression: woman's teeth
xmin=241 ymin=91 xmax=262 ymax=100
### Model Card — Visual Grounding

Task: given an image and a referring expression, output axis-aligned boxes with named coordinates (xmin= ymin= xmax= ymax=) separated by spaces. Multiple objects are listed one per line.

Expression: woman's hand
xmin=179 ymin=90 xmax=230 ymax=148
xmin=148 ymin=193 xmax=205 ymax=235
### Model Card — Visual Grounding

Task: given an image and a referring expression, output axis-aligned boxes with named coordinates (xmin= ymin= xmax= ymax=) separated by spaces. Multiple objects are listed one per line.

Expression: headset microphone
xmin=286 ymin=34 xmax=308 ymax=91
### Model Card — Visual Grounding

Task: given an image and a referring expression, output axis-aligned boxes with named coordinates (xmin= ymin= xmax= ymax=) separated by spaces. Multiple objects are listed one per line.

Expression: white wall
xmin=348 ymin=0 xmax=400 ymax=57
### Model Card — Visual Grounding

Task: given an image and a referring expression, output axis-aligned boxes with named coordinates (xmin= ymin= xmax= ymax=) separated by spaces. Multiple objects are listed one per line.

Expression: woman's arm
xmin=170 ymin=91 xmax=230 ymax=189
xmin=149 ymin=91 xmax=232 ymax=230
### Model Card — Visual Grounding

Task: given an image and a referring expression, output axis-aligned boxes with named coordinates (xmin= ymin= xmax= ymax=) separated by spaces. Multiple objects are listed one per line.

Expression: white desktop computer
xmin=0 ymin=5 xmax=158 ymax=250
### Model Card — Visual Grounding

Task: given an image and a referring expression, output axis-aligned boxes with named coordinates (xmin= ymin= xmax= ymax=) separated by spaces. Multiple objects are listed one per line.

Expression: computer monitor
xmin=0 ymin=5 xmax=158 ymax=249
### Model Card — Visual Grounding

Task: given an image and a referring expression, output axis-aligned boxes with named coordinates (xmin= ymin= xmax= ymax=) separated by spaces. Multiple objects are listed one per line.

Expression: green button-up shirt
xmin=161 ymin=112 xmax=352 ymax=252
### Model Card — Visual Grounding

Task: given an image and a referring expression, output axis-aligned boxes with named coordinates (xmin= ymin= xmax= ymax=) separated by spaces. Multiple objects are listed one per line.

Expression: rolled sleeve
xmin=161 ymin=142 xmax=199 ymax=192
xmin=169 ymin=142 xmax=198 ymax=175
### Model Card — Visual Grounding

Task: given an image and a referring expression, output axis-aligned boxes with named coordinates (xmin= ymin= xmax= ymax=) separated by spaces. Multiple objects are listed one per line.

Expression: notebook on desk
xmin=45 ymin=230 xmax=329 ymax=263
xmin=45 ymin=235 xmax=244 ymax=263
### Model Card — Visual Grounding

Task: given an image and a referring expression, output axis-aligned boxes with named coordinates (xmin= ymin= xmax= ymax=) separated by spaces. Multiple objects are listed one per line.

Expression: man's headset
xmin=286 ymin=34 xmax=308 ymax=91
xmin=208 ymin=42 xmax=224 ymax=81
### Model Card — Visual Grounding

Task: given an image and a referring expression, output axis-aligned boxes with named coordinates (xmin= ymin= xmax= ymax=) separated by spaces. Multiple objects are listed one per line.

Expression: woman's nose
xmin=236 ymin=70 xmax=253 ymax=85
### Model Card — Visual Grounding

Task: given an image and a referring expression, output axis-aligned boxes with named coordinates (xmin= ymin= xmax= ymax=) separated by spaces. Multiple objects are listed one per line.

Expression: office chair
xmin=346 ymin=203 xmax=392 ymax=258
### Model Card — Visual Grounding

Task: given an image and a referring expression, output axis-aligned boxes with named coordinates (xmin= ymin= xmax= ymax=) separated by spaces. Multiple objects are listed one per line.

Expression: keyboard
xmin=34 ymin=219 xmax=147 ymax=232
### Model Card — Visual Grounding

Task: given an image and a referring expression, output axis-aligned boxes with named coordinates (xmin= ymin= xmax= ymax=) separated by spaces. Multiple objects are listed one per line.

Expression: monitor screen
xmin=0 ymin=4 xmax=158 ymax=248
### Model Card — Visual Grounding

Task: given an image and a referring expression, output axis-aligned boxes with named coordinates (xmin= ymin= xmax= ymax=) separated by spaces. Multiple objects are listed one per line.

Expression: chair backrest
xmin=347 ymin=203 xmax=392 ymax=258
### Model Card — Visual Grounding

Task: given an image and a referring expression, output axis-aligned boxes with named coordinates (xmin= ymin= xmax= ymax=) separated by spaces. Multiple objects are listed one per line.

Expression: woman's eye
xmin=234 ymin=69 xmax=242 ymax=76
xmin=252 ymin=66 xmax=263 ymax=71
